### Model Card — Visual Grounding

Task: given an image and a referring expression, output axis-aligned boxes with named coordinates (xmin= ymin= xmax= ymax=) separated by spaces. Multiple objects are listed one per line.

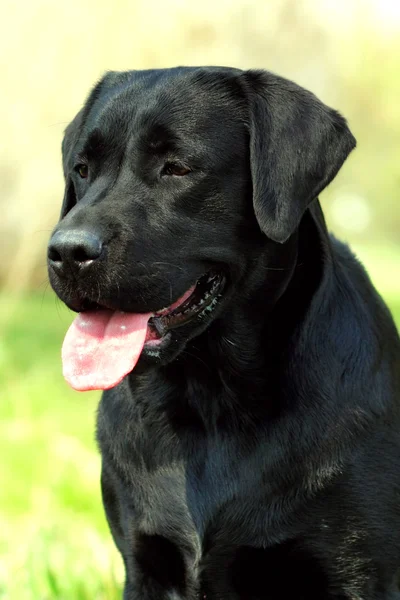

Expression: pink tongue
xmin=62 ymin=310 xmax=152 ymax=391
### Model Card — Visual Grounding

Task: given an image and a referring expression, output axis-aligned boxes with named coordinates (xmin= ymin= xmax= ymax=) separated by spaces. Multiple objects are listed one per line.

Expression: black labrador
xmin=48 ymin=67 xmax=400 ymax=599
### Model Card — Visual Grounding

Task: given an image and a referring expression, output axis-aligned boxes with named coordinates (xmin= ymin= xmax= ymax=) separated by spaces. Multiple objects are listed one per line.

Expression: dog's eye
xmin=163 ymin=163 xmax=191 ymax=177
xmin=76 ymin=164 xmax=89 ymax=179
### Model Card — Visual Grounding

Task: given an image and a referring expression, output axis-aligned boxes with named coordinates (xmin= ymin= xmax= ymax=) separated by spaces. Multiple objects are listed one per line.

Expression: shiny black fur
xmin=48 ymin=67 xmax=400 ymax=599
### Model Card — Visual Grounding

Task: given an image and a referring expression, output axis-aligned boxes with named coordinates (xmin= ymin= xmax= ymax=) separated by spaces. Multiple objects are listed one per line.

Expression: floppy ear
xmin=243 ymin=70 xmax=356 ymax=243
xmin=59 ymin=109 xmax=84 ymax=219
xmin=61 ymin=69 xmax=135 ymax=176
xmin=62 ymin=109 xmax=84 ymax=179
xmin=60 ymin=71 xmax=120 ymax=217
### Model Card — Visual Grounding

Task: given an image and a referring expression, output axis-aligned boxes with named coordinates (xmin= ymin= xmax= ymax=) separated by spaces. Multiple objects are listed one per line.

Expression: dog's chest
xmin=97 ymin=386 xmax=247 ymax=540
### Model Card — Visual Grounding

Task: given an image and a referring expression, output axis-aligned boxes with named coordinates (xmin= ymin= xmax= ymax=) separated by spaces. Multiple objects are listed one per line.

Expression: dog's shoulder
xmin=329 ymin=235 xmax=399 ymax=347
xmin=293 ymin=230 xmax=400 ymax=418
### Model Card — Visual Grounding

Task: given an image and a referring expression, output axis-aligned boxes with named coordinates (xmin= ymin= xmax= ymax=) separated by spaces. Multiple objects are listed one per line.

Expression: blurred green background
xmin=1 ymin=0 xmax=399 ymax=598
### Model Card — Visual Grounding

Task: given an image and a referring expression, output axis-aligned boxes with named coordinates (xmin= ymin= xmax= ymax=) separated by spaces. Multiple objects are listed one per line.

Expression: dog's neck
xmin=157 ymin=200 xmax=332 ymax=422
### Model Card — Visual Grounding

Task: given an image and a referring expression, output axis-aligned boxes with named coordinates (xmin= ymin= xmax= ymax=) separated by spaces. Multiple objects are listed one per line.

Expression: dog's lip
xmin=148 ymin=269 xmax=226 ymax=337
xmin=60 ymin=268 xmax=227 ymax=387
xmin=78 ymin=268 xmax=227 ymax=335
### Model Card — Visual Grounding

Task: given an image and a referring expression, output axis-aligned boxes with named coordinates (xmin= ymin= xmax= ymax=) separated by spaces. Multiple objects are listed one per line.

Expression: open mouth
xmin=61 ymin=268 xmax=226 ymax=392
xmin=146 ymin=269 xmax=226 ymax=344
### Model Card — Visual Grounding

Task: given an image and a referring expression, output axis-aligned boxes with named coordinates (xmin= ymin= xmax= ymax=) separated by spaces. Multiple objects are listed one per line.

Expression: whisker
xmin=151 ymin=262 xmax=186 ymax=274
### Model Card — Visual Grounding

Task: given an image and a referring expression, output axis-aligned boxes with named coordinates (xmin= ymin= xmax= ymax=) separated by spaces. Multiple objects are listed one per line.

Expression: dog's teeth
xmin=146 ymin=348 xmax=160 ymax=358
xmin=151 ymin=317 xmax=167 ymax=336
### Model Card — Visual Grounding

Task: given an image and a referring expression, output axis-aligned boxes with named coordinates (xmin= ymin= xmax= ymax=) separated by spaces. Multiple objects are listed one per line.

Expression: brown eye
xmin=163 ymin=163 xmax=191 ymax=176
xmin=77 ymin=164 xmax=88 ymax=178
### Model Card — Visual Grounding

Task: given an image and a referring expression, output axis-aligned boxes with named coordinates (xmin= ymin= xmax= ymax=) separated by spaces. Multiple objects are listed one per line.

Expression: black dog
xmin=48 ymin=67 xmax=400 ymax=599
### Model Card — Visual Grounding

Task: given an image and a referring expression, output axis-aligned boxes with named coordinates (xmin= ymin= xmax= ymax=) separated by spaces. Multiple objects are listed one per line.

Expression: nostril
xmin=48 ymin=245 xmax=62 ymax=262
xmin=74 ymin=246 xmax=93 ymax=262
xmin=73 ymin=239 xmax=102 ymax=263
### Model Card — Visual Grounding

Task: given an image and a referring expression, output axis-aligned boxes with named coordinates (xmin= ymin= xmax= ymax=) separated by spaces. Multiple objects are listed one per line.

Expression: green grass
xmin=0 ymin=261 xmax=399 ymax=599
xmin=0 ymin=293 xmax=123 ymax=599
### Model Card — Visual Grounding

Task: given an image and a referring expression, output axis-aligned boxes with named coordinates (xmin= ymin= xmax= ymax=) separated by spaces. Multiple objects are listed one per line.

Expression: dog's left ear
xmin=242 ymin=71 xmax=356 ymax=243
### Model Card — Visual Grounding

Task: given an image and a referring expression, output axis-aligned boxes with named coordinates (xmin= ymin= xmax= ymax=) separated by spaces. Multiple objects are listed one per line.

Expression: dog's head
xmin=48 ymin=67 xmax=355 ymax=391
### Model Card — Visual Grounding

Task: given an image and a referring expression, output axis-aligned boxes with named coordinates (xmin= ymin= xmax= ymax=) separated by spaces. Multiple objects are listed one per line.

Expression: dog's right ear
xmin=61 ymin=69 xmax=130 ymax=177
xmin=59 ymin=109 xmax=83 ymax=219
xmin=60 ymin=71 xmax=118 ymax=219
xmin=61 ymin=109 xmax=84 ymax=179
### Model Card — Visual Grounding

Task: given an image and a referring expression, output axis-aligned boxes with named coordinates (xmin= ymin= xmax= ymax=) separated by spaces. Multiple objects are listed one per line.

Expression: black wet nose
xmin=48 ymin=229 xmax=103 ymax=272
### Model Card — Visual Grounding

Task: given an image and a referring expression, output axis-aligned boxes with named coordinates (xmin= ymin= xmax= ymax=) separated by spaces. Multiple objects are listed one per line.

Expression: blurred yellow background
xmin=1 ymin=1 xmax=399 ymax=598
